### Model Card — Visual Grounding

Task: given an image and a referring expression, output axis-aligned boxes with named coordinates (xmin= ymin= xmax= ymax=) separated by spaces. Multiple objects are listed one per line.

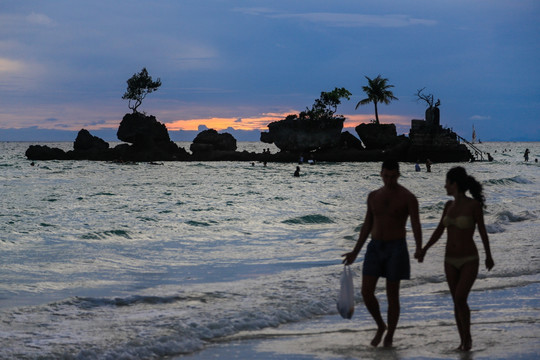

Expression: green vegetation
xmin=122 ymin=67 xmax=162 ymax=113
xmin=287 ymin=87 xmax=352 ymax=122
xmin=356 ymin=75 xmax=398 ymax=124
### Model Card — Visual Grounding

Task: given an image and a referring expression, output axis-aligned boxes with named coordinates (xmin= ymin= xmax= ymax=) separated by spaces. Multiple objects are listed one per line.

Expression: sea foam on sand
xmin=180 ymin=280 xmax=539 ymax=360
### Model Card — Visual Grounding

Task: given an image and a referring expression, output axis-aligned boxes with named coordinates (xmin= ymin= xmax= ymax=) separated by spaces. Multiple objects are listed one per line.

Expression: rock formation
xmin=115 ymin=112 xmax=189 ymax=161
xmin=260 ymin=115 xmax=343 ymax=152
xmin=25 ymin=108 xmax=473 ymax=163
xmin=355 ymin=123 xmax=402 ymax=150
xmin=25 ymin=145 xmax=68 ymax=161
xmin=190 ymin=129 xmax=237 ymax=153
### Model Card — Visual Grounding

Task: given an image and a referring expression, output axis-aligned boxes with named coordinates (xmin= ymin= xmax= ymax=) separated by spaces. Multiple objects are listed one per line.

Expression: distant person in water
xmin=418 ymin=166 xmax=494 ymax=351
xmin=426 ymin=159 xmax=432 ymax=172
xmin=524 ymin=148 xmax=530 ymax=161
xmin=294 ymin=166 xmax=300 ymax=177
xmin=415 ymin=161 xmax=421 ymax=172
xmin=342 ymin=159 xmax=422 ymax=347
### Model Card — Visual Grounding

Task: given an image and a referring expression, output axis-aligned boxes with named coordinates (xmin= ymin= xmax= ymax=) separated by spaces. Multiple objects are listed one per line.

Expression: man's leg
xmin=384 ymin=280 xmax=401 ymax=347
xmin=361 ymin=275 xmax=387 ymax=346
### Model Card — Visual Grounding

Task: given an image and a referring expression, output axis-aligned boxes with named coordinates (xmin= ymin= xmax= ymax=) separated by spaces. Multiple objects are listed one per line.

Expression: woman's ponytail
xmin=446 ymin=167 xmax=486 ymax=208
xmin=467 ymin=175 xmax=485 ymax=208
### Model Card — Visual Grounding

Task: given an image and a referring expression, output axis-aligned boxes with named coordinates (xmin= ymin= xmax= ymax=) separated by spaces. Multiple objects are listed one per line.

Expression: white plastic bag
xmin=337 ymin=265 xmax=355 ymax=319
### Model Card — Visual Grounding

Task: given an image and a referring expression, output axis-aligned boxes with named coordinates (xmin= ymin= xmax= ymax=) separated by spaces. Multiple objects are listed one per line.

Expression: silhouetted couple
xmin=342 ymin=160 xmax=494 ymax=350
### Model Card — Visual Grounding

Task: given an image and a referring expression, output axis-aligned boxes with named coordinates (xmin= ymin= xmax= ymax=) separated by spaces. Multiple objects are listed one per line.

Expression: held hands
xmin=415 ymin=247 xmax=426 ymax=263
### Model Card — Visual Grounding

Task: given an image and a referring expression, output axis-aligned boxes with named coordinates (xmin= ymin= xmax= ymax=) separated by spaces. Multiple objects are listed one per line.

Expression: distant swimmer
xmin=524 ymin=148 xmax=530 ymax=162
xmin=415 ymin=161 xmax=421 ymax=172
xmin=294 ymin=166 xmax=300 ymax=177
xmin=426 ymin=159 xmax=432 ymax=172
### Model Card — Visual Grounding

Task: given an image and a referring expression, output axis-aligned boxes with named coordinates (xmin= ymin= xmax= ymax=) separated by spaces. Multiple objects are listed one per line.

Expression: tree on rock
xmin=260 ymin=87 xmax=352 ymax=152
xmin=122 ymin=67 xmax=162 ymax=113
xmin=356 ymin=75 xmax=398 ymax=124
xmin=415 ymin=87 xmax=440 ymax=128
xmin=299 ymin=87 xmax=352 ymax=122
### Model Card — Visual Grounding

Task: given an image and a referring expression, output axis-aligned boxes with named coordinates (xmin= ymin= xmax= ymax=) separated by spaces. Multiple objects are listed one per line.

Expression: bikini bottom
xmin=444 ymin=255 xmax=479 ymax=270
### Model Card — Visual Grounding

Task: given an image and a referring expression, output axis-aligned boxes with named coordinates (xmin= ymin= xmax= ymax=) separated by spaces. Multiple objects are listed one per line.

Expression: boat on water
xmin=472 ymin=124 xmax=482 ymax=144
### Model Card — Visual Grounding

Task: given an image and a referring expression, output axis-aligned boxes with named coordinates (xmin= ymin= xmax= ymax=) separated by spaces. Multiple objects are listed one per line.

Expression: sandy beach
xmin=181 ymin=280 xmax=539 ymax=360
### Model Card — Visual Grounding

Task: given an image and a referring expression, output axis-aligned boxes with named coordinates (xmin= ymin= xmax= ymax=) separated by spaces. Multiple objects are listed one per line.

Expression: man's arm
xmin=342 ymin=193 xmax=374 ymax=265
xmin=408 ymin=193 xmax=422 ymax=260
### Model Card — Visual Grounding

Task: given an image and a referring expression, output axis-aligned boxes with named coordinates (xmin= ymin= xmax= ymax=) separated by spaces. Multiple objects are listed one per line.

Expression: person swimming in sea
xmin=418 ymin=166 xmax=494 ymax=351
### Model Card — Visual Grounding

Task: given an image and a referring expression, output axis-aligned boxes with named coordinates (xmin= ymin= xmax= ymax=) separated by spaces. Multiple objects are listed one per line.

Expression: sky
xmin=1 ymin=0 xmax=539 ymax=142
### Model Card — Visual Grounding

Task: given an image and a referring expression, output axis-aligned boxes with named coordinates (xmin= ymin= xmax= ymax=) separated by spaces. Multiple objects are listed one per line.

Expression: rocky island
xmin=25 ymin=70 xmax=475 ymax=163
xmin=25 ymin=104 xmax=473 ymax=164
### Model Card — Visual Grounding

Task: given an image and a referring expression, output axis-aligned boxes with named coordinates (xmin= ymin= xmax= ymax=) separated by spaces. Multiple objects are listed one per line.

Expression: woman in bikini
xmin=419 ymin=166 xmax=494 ymax=351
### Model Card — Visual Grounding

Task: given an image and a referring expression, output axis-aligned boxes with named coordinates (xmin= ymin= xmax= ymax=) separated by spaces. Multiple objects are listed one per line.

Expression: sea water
xmin=0 ymin=141 xmax=538 ymax=359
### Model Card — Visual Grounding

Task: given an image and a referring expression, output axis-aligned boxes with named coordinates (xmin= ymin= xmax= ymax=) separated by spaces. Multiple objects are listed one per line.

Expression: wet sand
xmin=180 ymin=281 xmax=539 ymax=359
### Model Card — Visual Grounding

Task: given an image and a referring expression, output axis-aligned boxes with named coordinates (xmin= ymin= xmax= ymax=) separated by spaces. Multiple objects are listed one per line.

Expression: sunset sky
xmin=1 ymin=0 xmax=539 ymax=141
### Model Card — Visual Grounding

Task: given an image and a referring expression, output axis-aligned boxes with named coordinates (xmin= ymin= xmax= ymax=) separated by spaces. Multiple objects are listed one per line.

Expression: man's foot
xmin=383 ymin=333 xmax=394 ymax=347
xmin=370 ymin=324 xmax=387 ymax=347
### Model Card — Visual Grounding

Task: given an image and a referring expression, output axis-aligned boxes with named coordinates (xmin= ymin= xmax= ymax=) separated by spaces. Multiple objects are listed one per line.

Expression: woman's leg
xmin=454 ymin=261 xmax=479 ymax=350
xmin=444 ymin=263 xmax=464 ymax=349
xmin=445 ymin=260 xmax=479 ymax=350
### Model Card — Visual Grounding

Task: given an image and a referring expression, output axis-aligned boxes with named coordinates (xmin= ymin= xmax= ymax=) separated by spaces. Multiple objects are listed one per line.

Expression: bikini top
xmin=443 ymin=215 xmax=475 ymax=230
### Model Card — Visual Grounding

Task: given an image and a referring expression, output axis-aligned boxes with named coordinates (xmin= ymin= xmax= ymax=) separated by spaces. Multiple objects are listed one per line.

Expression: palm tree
xmin=355 ymin=75 xmax=398 ymax=124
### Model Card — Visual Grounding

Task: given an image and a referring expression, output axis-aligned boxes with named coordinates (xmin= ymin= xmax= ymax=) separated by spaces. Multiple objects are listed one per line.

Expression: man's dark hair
xmin=382 ymin=159 xmax=399 ymax=172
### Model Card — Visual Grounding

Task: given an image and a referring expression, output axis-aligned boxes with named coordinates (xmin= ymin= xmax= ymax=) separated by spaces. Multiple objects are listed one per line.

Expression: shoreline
xmin=179 ymin=281 xmax=539 ymax=360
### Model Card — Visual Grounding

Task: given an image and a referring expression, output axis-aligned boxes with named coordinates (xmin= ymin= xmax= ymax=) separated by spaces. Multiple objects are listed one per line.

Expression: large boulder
xmin=117 ymin=112 xmax=171 ymax=146
xmin=74 ymin=129 xmax=109 ymax=152
xmin=355 ymin=123 xmax=400 ymax=150
xmin=116 ymin=112 xmax=188 ymax=161
xmin=190 ymin=129 xmax=237 ymax=153
xmin=260 ymin=115 xmax=344 ymax=152
xmin=25 ymin=145 xmax=67 ymax=160
xmin=339 ymin=131 xmax=364 ymax=150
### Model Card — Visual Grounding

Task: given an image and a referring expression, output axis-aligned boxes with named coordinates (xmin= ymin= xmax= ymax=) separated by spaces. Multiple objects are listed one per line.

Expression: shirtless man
xmin=342 ymin=159 xmax=422 ymax=347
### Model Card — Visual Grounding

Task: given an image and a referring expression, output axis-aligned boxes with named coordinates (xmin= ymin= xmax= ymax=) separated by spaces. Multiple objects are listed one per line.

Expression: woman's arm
xmin=475 ymin=201 xmax=494 ymax=270
xmin=418 ymin=201 xmax=450 ymax=262
xmin=409 ymin=193 xmax=423 ymax=260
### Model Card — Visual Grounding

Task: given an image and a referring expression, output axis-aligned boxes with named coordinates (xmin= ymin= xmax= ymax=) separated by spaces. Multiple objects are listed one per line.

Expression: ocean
xmin=0 ymin=141 xmax=538 ymax=359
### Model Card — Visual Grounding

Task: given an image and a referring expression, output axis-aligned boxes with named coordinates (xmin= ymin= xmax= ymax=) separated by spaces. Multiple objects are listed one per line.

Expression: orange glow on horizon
xmin=165 ymin=113 xmax=412 ymax=132
xmin=165 ymin=112 xmax=296 ymax=131
xmin=0 ymin=109 xmax=413 ymax=133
